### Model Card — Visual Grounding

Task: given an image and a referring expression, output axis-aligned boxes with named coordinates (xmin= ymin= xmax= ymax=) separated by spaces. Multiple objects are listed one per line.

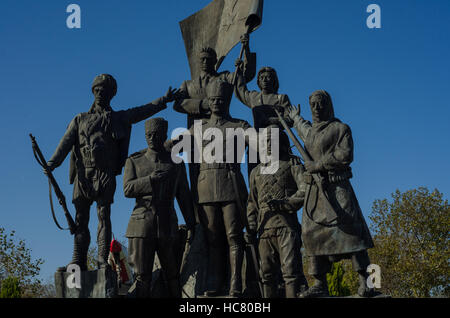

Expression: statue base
xmin=54 ymin=267 xmax=118 ymax=298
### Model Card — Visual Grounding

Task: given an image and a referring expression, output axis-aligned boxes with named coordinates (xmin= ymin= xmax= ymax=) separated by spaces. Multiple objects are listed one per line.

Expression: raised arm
xmin=287 ymin=104 xmax=312 ymax=142
xmin=233 ymin=63 xmax=258 ymax=109
xmin=124 ymin=87 xmax=176 ymax=125
xmin=240 ymin=33 xmax=257 ymax=83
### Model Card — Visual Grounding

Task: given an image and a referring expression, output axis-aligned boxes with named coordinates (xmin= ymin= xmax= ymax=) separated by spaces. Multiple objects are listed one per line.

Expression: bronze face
xmin=146 ymin=129 xmax=166 ymax=151
xmin=258 ymin=71 xmax=276 ymax=94
xmin=199 ymin=53 xmax=217 ymax=74
xmin=208 ymin=96 xmax=227 ymax=115
xmin=93 ymin=84 xmax=113 ymax=109
xmin=310 ymin=95 xmax=328 ymax=123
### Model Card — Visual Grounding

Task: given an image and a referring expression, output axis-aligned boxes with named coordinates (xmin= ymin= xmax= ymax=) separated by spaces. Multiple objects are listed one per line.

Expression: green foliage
xmin=0 ymin=227 xmax=44 ymax=297
xmin=0 ymin=276 xmax=22 ymax=298
xmin=341 ymin=260 xmax=359 ymax=295
xmin=369 ymin=187 xmax=450 ymax=297
xmin=87 ymin=245 xmax=98 ymax=271
xmin=326 ymin=262 xmax=351 ymax=296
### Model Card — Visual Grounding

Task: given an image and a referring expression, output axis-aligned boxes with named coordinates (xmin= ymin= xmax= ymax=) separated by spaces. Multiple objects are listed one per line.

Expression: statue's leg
xmin=72 ymin=199 xmax=91 ymax=271
xmin=277 ymin=228 xmax=304 ymax=298
xmin=202 ymin=203 xmax=226 ymax=296
xmin=222 ymin=202 xmax=245 ymax=297
xmin=96 ymin=203 xmax=112 ymax=268
xmin=258 ymin=234 xmax=278 ymax=298
xmin=128 ymin=237 xmax=156 ymax=298
xmin=351 ymin=250 xmax=375 ymax=297
xmin=298 ymin=255 xmax=330 ymax=298
xmin=157 ymin=237 xmax=181 ymax=298
xmin=188 ymin=162 xmax=202 ymax=223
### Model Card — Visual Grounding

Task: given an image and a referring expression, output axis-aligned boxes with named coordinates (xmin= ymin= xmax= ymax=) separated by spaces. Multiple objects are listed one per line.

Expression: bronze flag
xmin=180 ymin=0 xmax=263 ymax=79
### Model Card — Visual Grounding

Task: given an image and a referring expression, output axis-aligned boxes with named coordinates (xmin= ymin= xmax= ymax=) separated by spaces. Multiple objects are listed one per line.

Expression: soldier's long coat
xmin=293 ymin=117 xmax=374 ymax=256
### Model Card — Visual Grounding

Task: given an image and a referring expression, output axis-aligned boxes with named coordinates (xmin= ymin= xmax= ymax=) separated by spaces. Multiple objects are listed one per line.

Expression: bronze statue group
xmin=47 ymin=35 xmax=378 ymax=299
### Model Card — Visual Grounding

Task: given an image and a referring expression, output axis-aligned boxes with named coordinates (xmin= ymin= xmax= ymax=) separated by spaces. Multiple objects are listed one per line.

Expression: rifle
xmin=273 ymin=109 xmax=339 ymax=225
xmin=29 ymin=134 xmax=77 ymax=235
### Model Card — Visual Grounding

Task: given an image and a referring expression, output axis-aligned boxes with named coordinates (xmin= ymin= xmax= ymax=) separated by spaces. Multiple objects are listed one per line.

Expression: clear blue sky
xmin=1 ymin=0 xmax=449 ymax=283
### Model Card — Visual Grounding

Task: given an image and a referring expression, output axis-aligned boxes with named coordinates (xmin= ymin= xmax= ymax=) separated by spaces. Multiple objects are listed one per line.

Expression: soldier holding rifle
xmin=285 ymin=91 xmax=376 ymax=298
xmin=45 ymin=74 xmax=176 ymax=271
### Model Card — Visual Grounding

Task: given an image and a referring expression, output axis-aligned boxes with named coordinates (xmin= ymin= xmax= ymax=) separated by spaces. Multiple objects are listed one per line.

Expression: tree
xmin=368 ymin=187 xmax=449 ymax=297
xmin=87 ymin=245 xmax=98 ymax=271
xmin=326 ymin=262 xmax=351 ymax=296
xmin=0 ymin=227 xmax=44 ymax=297
xmin=0 ymin=276 xmax=22 ymax=298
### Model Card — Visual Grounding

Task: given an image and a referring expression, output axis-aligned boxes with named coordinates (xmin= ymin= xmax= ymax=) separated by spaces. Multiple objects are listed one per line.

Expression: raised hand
xmin=287 ymin=104 xmax=301 ymax=122
xmin=240 ymin=33 xmax=249 ymax=47
xmin=163 ymin=86 xmax=178 ymax=103
xmin=304 ymin=160 xmax=323 ymax=173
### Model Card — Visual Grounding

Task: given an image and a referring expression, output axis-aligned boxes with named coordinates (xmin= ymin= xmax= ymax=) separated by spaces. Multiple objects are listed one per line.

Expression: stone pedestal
xmin=54 ymin=267 xmax=118 ymax=298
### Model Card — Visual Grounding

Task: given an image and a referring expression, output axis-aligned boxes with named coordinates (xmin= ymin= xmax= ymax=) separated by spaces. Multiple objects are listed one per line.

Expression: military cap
xmin=206 ymin=79 xmax=233 ymax=101
xmin=91 ymin=74 xmax=118 ymax=97
xmin=145 ymin=117 xmax=168 ymax=135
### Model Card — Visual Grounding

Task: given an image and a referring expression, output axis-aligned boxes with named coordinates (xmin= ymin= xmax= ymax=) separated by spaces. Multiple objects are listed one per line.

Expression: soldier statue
xmin=234 ymin=65 xmax=294 ymax=175
xmin=173 ymin=34 xmax=256 ymax=221
xmin=174 ymin=79 xmax=252 ymax=297
xmin=247 ymin=128 xmax=308 ymax=298
xmin=235 ymin=66 xmax=293 ymax=130
xmin=286 ymin=90 xmax=376 ymax=298
xmin=46 ymin=74 xmax=176 ymax=271
xmin=123 ymin=118 xmax=196 ymax=298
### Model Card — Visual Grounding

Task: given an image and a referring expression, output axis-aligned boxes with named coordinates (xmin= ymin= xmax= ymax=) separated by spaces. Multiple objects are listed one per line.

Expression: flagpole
xmin=232 ymin=24 xmax=253 ymax=85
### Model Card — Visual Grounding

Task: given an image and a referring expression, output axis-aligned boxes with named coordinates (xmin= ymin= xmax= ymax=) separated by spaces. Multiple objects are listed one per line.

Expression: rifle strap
xmin=48 ymin=179 xmax=69 ymax=231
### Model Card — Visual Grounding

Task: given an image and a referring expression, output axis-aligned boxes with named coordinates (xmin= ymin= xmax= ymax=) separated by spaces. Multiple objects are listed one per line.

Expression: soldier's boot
xmin=167 ymin=278 xmax=181 ymax=298
xmin=204 ymin=247 xmax=223 ymax=297
xmin=297 ymin=275 xmax=329 ymax=298
xmin=229 ymin=244 xmax=243 ymax=298
xmin=298 ymin=274 xmax=309 ymax=295
xmin=263 ymin=282 xmax=278 ymax=298
xmin=134 ymin=274 xmax=151 ymax=298
xmin=285 ymin=282 xmax=297 ymax=298
xmin=58 ymin=229 xmax=90 ymax=272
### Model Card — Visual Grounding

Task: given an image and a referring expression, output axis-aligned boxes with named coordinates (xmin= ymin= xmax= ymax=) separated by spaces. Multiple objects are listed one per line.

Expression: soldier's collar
xmin=145 ymin=148 xmax=166 ymax=162
xmin=208 ymin=114 xmax=231 ymax=125
xmin=200 ymin=70 xmax=217 ymax=79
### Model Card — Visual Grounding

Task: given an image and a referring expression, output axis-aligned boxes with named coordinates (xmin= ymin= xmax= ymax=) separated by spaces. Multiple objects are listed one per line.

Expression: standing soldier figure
xmin=47 ymin=74 xmax=176 ymax=271
xmin=234 ymin=65 xmax=294 ymax=175
xmin=247 ymin=128 xmax=308 ymax=298
xmin=235 ymin=66 xmax=293 ymax=130
xmin=287 ymin=90 xmax=376 ymax=298
xmin=177 ymin=79 xmax=251 ymax=297
xmin=173 ymin=35 xmax=256 ymax=220
xmin=123 ymin=118 xmax=196 ymax=298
